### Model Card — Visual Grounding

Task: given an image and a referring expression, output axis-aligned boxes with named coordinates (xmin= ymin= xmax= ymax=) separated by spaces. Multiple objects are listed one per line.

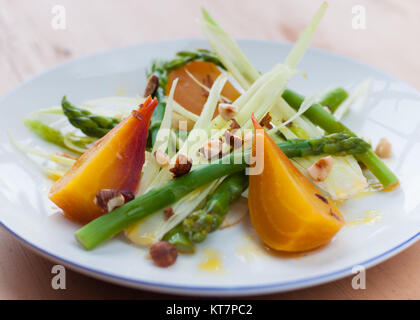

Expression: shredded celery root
xmin=199 ymin=3 xmax=369 ymax=200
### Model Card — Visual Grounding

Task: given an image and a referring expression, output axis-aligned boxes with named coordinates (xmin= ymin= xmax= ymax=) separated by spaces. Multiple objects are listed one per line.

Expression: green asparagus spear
xmin=75 ymin=132 xmax=370 ymax=250
xmin=318 ymin=87 xmax=349 ymax=113
xmin=147 ymin=86 xmax=166 ymax=148
xmin=282 ymin=89 xmax=399 ymax=189
xmin=75 ymin=161 xmax=246 ymax=250
xmin=61 ymin=96 xmax=120 ymax=138
xmin=149 ymin=49 xmax=225 ymax=89
xmin=24 ymin=119 xmax=66 ymax=148
xmin=182 ymin=171 xmax=248 ymax=243
xmin=275 ymin=133 xmax=371 ymax=158
xmin=162 ymin=224 xmax=195 ymax=254
xmin=167 ymin=133 xmax=370 ymax=246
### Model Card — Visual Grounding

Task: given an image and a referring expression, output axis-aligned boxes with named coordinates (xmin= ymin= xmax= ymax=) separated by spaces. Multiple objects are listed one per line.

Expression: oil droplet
xmin=198 ymin=248 xmax=223 ymax=273
xmin=235 ymin=234 xmax=264 ymax=261
xmin=347 ymin=210 xmax=382 ymax=226
xmin=116 ymin=88 xmax=127 ymax=96
xmin=352 ymin=190 xmax=376 ymax=200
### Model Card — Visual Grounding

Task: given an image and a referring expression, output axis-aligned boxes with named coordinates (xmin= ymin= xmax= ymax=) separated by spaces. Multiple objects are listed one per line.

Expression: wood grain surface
xmin=0 ymin=0 xmax=419 ymax=300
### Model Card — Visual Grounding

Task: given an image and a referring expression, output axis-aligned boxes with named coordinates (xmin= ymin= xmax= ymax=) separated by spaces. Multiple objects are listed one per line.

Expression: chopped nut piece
xmin=375 ymin=138 xmax=392 ymax=159
xmin=170 ymin=154 xmax=192 ymax=178
xmin=229 ymin=119 xmax=241 ymax=130
xmin=143 ymin=74 xmax=159 ymax=97
xmin=120 ymin=190 xmax=135 ymax=202
xmin=223 ymin=130 xmax=243 ymax=149
xmin=199 ymin=139 xmax=223 ymax=160
xmin=154 ymin=149 xmax=170 ymax=166
xmin=94 ymin=189 xmax=134 ymax=213
xmin=259 ymin=113 xmax=273 ymax=129
xmin=242 ymin=131 xmax=253 ymax=150
xmin=281 ymin=119 xmax=293 ymax=128
xmin=163 ymin=207 xmax=174 ymax=220
xmin=149 ymin=241 xmax=178 ymax=267
xmin=218 ymin=103 xmax=238 ymax=121
xmin=307 ymin=156 xmax=334 ymax=182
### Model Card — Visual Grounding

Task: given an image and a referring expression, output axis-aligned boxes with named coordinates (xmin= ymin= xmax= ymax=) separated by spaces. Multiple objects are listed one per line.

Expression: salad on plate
xmin=12 ymin=2 xmax=398 ymax=268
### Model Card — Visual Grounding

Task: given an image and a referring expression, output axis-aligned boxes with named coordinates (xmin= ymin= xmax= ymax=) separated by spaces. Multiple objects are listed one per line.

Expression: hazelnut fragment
xmin=259 ymin=113 xmax=273 ymax=129
xmin=223 ymin=130 xmax=243 ymax=149
xmin=154 ymin=149 xmax=170 ymax=166
xmin=229 ymin=119 xmax=241 ymax=130
xmin=307 ymin=156 xmax=334 ymax=182
xmin=375 ymin=138 xmax=392 ymax=159
xmin=199 ymin=139 xmax=223 ymax=160
xmin=170 ymin=154 xmax=192 ymax=178
xmin=94 ymin=189 xmax=134 ymax=213
xmin=163 ymin=207 xmax=174 ymax=220
xmin=218 ymin=103 xmax=238 ymax=121
xmin=149 ymin=241 xmax=178 ymax=268
xmin=143 ymin=74 xmax=159 ymax=97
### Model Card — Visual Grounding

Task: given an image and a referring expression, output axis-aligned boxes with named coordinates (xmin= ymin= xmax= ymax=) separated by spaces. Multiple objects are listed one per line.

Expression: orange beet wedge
xmin=248 ymin=115 xmax=345 ymax=252
xmin=50 ymin=97 xmax=158 ymax=224
xmin=166 ymin=60 xmax=241 ymax=116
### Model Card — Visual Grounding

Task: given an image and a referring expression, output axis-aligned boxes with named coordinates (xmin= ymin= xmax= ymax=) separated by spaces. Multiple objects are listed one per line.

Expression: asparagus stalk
xmin=75 ymin=133 xmax=370 ymax=250
xmin=157 ymin=133 xmax=371 ymax=251
xmin=24 ymin=119 xmax=67 ymax=148
xmin=182 ymin=171 xmax=248 ymax=243
xmin=61 ymin=96 xmax=120 ymax=138
xmin=75 ymin=162 xmax=246 ymax=250
xmin=149 ymin=49 xmax=225 ymax=89
xmin=282 ymin=89 xmax=399 ymax=188
xmin=162 ymin=223 xmax=195 ymax=254
xmin=147 ymin=86 xmax=166 ymax=148
xmin=319 ymin=87 xmax=349 ymax=113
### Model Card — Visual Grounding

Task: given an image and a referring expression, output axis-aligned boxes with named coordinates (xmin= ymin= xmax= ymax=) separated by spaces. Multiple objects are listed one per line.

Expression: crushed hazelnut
xmin=307 ymin=156 xmax=334 ymax=182
xmin=259 ymin=113 xmax=273 ymax=129
xmin=281 ymin=119 xmax=293 ymax=128
xmin=218 ymin=103 xmax=238 ymax=121
xmin=242 ymin=131 xmax=254 ymax=150
xmin=143 ymin=74 xmax=159 ymax=97
xmin=170 ymin=154 xmax=192 ymax=178
xmin=223 ymin=130 xmax=243 ymax=149
xmin=199 ymin=139 xmax=223 ymax=160
xmin=149 ymin=241 xmax=178 ymax=268
xmin=229 ymin=119 xmax=241 ymax=131
xmin=163 ymin=207 xmax=174 ymax=220
xmin=375 ymin=138 xmax=392 ymax=159
xmin=94 ymin=189 xmax=134 ymax=213
xmin=154 ymin=149 xmax=170 ymax=166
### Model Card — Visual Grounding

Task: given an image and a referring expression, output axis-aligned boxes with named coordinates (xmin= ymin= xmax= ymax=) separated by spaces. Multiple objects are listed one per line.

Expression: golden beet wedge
xmin=166 ymin=60 xmax=241 ymax=116
xmin=49 ymin=97 xmax=158 ymax=224
xmin=248 ymin=115 xmax=345 ymax=252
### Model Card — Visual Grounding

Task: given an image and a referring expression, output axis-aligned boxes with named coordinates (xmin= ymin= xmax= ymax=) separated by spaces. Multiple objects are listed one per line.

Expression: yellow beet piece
xmin=248 ymin=115 xmax=345 ymax=252
xmin=49 ymin=97 xmax=158 ymax=224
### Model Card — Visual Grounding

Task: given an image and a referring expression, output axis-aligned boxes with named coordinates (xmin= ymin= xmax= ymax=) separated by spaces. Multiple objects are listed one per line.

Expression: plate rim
xmin=1 ymin=38 xmax=420 ymax=296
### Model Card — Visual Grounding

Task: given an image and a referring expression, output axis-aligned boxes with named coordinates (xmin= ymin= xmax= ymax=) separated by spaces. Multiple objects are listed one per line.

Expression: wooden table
xmin=1 ymin=0 xmax=419 ymax=300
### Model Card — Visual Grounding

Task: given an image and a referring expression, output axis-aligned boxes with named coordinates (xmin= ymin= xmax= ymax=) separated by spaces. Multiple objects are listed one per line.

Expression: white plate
xmin=1 ymin=39 xmax=419 ymax=296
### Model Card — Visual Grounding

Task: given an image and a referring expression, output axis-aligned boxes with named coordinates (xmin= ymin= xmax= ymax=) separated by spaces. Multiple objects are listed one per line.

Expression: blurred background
xmin=1 ymin=0 xmax=419 ymax=95
xmin=0 ymin=0 xmax=419 ymax=299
